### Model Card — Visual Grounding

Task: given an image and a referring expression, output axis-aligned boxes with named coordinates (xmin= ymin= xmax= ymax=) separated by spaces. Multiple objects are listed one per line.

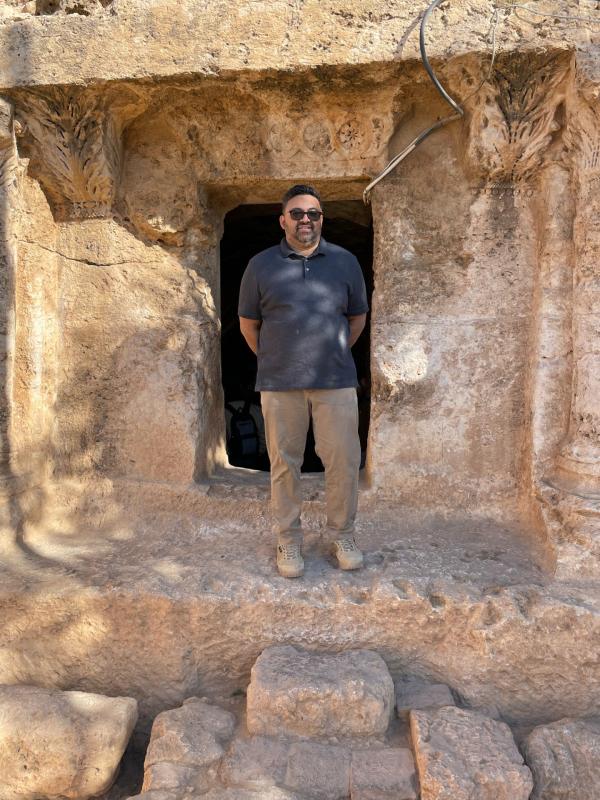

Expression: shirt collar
xmin=280 ymin=237 xmax=328 ymax=258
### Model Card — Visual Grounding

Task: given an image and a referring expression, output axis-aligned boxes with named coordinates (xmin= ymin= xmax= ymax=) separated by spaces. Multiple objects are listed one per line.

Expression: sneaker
xmin=333 ymin=537 xmax=363 ymax=570
xmin=277 ymin=543 xmax=304 ymax=578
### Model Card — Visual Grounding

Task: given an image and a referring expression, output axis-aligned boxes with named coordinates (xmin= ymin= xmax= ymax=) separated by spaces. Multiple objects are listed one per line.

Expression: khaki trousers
xmin=261 ymin=388 xmax=361 ymax=546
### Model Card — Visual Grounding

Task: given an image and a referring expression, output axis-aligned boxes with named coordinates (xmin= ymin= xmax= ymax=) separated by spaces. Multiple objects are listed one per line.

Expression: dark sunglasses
xmin=287 ymin=208 xmax=323 ymax=221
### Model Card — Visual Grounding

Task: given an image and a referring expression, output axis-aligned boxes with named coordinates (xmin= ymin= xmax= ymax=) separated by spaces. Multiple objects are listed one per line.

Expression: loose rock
xmin=523 ymin=717 xmax=600 ymax=800
xmin=247 ymin=646 xmax=395 ymax=739
xmin=0 ymin=684 xmax=137 ymax=800
xmin=410 ymin=706 xmax=533 ymax=800
xmin=142 ymin=698 xmax=235 ymax=793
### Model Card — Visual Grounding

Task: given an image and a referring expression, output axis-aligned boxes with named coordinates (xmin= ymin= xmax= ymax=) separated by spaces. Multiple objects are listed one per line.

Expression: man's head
xmin=280 ymin=184 xmax=323 ymax=250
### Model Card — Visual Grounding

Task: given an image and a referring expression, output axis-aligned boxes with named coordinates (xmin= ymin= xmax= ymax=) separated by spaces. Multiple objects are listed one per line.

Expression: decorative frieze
xmin=264 ymin=111 xmax=392 ymax=162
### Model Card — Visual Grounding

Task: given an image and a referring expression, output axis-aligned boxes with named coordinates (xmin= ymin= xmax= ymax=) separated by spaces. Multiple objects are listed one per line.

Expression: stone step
xmin=410 ymin=706 xmax=533 ymax=800
xmin=246 ymin=646 xmax=395 ymax=740
xmin=1 ymin=480 xmax=595 ymax=739
xmin=129 ymin=651 xmax=419 ymax=800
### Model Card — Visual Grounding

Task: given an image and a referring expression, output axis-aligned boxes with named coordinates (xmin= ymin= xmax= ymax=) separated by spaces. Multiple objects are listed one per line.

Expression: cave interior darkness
xmin=220 ymin=200 xmax=373 ymax=472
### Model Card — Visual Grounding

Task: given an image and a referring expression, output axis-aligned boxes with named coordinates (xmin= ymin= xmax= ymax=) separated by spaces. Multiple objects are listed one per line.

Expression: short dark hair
xmin=281 ymin=184 xmax=321 ymax=212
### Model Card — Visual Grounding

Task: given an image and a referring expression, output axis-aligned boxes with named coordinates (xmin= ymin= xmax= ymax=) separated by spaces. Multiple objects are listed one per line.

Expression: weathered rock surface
xmin=142 ymin=698 xmax=235 ymax=793
xmin=410 ymin=706 xmax=533 ymax=800
xmin=219 ymin=735 xmax=290 ymax=789
xmin=129 ymin=790 xmax=302 ymax=800
xmin=134 ymin=682 xmax=419 ymax=800
xmin=247 ymin=646 xmax=394 ymax=739
xmin=350 ymin=748 xmax=417 ymax=800
xmin=523 ymin=717 xmax=600 ymax=800
xmin=395 ymin=679 xmax=455 ymax=719
xmin=0 ymin=0 xmax=586 ymax=89
xmin=0 ymin=684 xmax=137 ymax=800
xmin=284 ymin=741 xmax=350 ymax=799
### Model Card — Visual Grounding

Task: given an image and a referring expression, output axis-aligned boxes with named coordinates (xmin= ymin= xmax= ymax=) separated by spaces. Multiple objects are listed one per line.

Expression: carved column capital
xmin=456 ymin=54 xmax=569 ymax=184
xmin=15 ymin=86 xmax=143 ymax=222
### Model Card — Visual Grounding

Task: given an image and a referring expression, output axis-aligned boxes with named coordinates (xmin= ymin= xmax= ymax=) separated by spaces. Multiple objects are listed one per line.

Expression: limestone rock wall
xmin=0 ymin=0 xmax=593 ymax=571
xmin=12 ymin=180 xmax=222 ymax=486
xmin=0 ymin=0 xmax=588 ymax=89
xmin=369 ymin=111 xmax=536 ymax=513
xmin=47 ymin=219 xmax=217 ymax=483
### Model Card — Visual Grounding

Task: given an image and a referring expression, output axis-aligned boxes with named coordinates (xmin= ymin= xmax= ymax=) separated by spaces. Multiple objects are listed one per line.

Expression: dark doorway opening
xmin=220 ymin=201 xmax=373 ymax=472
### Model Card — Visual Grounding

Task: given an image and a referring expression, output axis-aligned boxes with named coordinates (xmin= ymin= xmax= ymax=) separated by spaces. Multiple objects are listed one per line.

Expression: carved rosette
xmin=458 ymin=54 xmax=568 ymax=185
xmin=263 ymin=112 xmax=392 ymax=162
xmin=15 ymin=87 xmax=124 ymax=222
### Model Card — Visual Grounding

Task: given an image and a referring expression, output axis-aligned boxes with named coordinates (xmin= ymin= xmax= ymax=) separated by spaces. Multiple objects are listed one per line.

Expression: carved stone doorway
xmin=219 ymin=200 xmax=373 ymax=473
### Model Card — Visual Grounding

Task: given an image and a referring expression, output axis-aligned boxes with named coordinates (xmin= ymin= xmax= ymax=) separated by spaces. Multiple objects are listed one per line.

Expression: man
xmin=238 ymin=184 xmax=368 ymax=578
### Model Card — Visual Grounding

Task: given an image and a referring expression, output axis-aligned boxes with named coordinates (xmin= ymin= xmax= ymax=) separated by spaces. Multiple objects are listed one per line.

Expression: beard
xmin=295 ymin=223 xmax=319 ymax=243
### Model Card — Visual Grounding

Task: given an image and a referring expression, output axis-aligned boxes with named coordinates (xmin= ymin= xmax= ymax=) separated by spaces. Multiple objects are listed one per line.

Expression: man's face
xmin=280 ymin=194 xmax=323 ymax=249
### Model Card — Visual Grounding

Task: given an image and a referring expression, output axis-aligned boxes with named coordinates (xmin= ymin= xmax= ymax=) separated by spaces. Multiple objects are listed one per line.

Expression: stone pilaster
xmin=541 ymin=53 xmax=600 ymax=577
xmin=0 ymin=98 xmax=18 ymax=480
xmin=558 ymin=74 xmax=600 ymax=483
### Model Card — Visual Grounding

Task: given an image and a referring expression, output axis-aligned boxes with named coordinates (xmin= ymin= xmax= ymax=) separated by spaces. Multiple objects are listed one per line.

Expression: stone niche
xmin=1 ymin=49 xmax=598 ymax=575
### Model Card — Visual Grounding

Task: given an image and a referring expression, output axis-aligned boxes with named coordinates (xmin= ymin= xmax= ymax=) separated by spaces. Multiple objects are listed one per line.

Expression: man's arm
xmin=347 ymin=313 xmax=367 ymax=347
xmin=239 ymin=316 xmax=262 ymax=355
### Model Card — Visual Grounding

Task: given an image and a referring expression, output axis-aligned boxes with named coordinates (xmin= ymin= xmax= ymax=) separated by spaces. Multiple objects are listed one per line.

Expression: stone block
xmin=350 ymin=748 xmax=417 ymax=799
xmin=144 ymin=698 xmax=235 ymax=770
xmin=247 ymin=646 xmax=395 ymax=739
xmin=523 ymin=717 xmax=600 ymax=800
xmin=410 ymin=706 xmax=533 ymax=800
xmin=0 ymin=684 xmax=137 ymax=800
xmin=142 ymin=698 xmax=235 ymax=793
xmin=284 ymin=741 xmax=351 ymax=800
xmin=219 ymin=736 xmax=289 ymax=789
xmin=395 ymin=680 xmax=455 ymax=719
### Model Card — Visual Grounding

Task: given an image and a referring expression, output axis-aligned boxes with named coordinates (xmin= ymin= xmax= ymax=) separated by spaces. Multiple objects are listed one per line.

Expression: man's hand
xmin=347 ymin=313 xmax=367 ymax=347
xmin=239 ymin=316 xmax=262 ymax=355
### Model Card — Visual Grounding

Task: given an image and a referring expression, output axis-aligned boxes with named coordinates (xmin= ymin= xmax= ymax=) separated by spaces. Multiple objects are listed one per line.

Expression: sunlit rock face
xmin=0 ymin=5 xmax=598 ymax=793
xmin=0 ymin=42 xmax=592 ymax=565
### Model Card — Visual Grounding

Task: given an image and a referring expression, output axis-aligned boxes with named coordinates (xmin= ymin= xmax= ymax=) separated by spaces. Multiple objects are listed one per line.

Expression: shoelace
xmin=278 ymin=544 xmax=301 ymax=559
xmin=336 ymin=539 xmax=358 ymax=552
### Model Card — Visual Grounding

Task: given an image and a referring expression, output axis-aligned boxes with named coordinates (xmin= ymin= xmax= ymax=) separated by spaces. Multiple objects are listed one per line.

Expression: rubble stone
xmin=350 ymin=748 xmax=417 ymax=800
xmin=142 ymin=698 xmax=235 ymax=792
xmin=523 ymin=717 xmax=600 ymax=800
xmin=0 ymin=684 xmax=137 ymax=800
xmin=247 ymin=646 xmax=395 ymax=739
xmin=410 ymin=706 xmax=533 ymax=800
xmin=395 ymin=680 xmax=455 ymax=719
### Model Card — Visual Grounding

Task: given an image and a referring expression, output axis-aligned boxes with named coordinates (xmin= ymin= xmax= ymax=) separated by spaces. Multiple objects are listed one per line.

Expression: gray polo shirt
xmin=238 ymin=237 xmax=368 ymax=391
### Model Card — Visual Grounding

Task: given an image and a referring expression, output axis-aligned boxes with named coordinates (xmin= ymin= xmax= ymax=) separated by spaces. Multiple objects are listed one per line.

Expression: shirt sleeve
xmin=238 ymin=260 xmax=262 ymax=320
xmin=347 ymin=256 xmax=369 ymax=315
